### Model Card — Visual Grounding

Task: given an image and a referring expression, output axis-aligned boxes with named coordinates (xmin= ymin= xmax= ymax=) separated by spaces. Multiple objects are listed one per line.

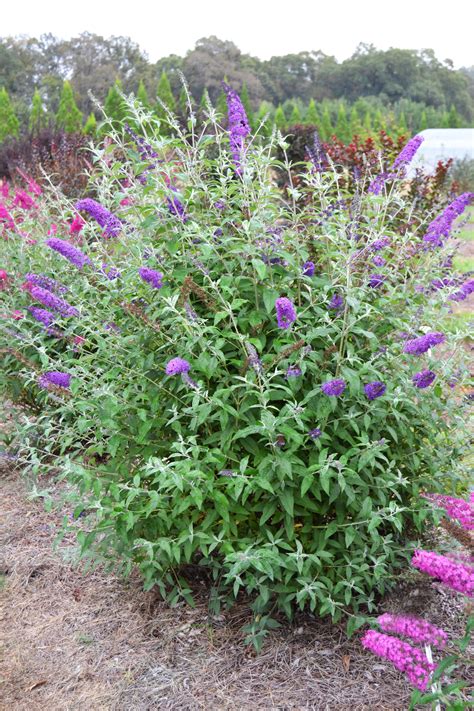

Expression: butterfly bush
xmin=0 ymin=89 xmax=471 ymax=635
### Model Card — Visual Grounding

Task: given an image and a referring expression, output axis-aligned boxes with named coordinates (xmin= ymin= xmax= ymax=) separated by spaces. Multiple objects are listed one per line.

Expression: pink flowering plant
xmin=0 ymin=83 xmax=472 ymax=649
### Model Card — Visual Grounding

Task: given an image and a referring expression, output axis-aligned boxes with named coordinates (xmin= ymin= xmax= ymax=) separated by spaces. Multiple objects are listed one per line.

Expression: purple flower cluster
xmin=166 ymin=190 xmax=188 ymax=221
xmin=412 ymin=550 xmax=474 ymax=597
xmin=372 ymin=255 xmax=386 ymax=267
xmin=245 ymin=343 xmax=263 ymax=374
xmin=392 ymin=135 xmax=424 ymax=170
xmin=321 ymin=378 xmax=346 ymax=397
xmin=302 ymin=261 xmax=315 ymax=276
xmin=364 ymin=381 xmax=386 ymax=400
xmin=328 ymin=294 xmax=344 ymax=311
xmin=377 ymin=614 xmax=447 ymax=648
xmin=30 ymin=286 xmax=79 ymax=317
xmin=124 ymin=123 xmax=161 ymax=184
xmin=165 ymin=357 xmax=190 ymax=375
xmin=275 ymin=297 xmax=296 ymax=329
xmin=138 ymin=267 xmax=163 ymax=289
xmin=223 ymin=82 xmax=251 ymax=174
xmin=38 ymin=371 xmax=71 ymax=390
xmin=423 ymin=192 xmax=474 ymax=247
xmin=412 ymin=370 xmax=436 ymax=389
xmin=100 ymin=263 xmax=121 ymax=281
xmin=403 ymin=332 xmax=445 ymax=355
xmin=368 ymin=273 xmax=385 ymax=288
xmin=25 ymin=273 xmax=68 ymax=294
xmin=45 ymin=237 xmax=91 ymax=269
xmin=370 ymin=237 xmax=391 ymax=251
xmin=286 ymin=366 xmax=302 ymax=378
xmin=422 ymin=493 xmax=474 ymax=531
xmin=306 ymin=131 xmax=327 ymax=172
xmin=361 ymin=630 xmax=436 ymax=691
xmin=449 ymin=278 xmax=474 ymax=302
xmin=75 ymin=198 xmax=122 ymax=238
xmin=28 ymin=306 xmax=56 ymax=328
xmin=308 ymin=427 xmax=322 ymax=440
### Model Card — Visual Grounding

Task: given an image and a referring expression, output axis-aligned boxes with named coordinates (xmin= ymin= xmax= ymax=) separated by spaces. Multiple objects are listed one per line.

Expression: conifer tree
xmin=216 ymin=89 xmax=228 ymax=118
xmin=156 ymin=71 xmax=175 ymax=134
xmin=104 ymin=79 xmax=128 ymax=130
xmin=84 ymin=112 xmax=97 ymax=135
xmin=335 ymin=103 xmax=350 ymax=143
xmin=363 ymin=110 xmax=373 ymax=138
xmin=419 ymin=110 xmax=428 ymax=131
xmin=289 ymin=104 xmax=302 ymax=125
xmin=137 ymin=80 xmax=149 ymax=109
xmin=397 ymin=111 xmax=408 ymax=137
xmin=274 ymin=105 xmax=286 ymax=131
xmin=0 ymin=88 xmax=19 ymax=142
xmin=305 ymin=99 xmax=319 ymax=127
xmin=349 ymin=106 xmax=362 ymax=138
xmin=448 ymin=104 xmax=461 ymax=128
xmin=56 ymin=81 xmax=83 ymax=133
xmin=441 ymin=111 xmax=450 ymax=128
xmin=320 ymin=105 xmax=333 ymax=141
xmin=29 ymin=89 xmax=47 ymax=133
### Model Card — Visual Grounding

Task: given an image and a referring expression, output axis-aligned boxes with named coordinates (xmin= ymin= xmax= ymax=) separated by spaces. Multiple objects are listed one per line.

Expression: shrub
xmin=0 ymin=93 xmax=471 ymax=642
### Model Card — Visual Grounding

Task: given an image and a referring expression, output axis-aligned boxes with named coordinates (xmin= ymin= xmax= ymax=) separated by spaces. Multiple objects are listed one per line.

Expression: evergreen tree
xmin=418 ymin=110 xmax=428 ymax=131
xmin=29 ymin=89 xmax=47 ymax=133
xmin=274 ymin=105 xmax=286 ymax=130
xmin=363 ymin=110 xmax=373 ymax=138
xmin=335 ymin=103 xmax=350 ymax=143
xmin=84 ymin=112 xmax=97 ymax=135
xmin=441 ymin=111 xmax=450 ymax=128
xmin=104 ymin=79 xmax=128 ymax=129
xmin=448 ymin=104 xmax=461 ymax=128
xmin=156 ymin=71 xmax=176 ymax=134
xmin=397 ymin=111 xmax=408 ymax=137
xmin=216 ymin=89 xmax=228 ymax=118
xmin=305 ymin=99 xmax=319 ymax=127
xmin=56 ymin=80 xmax=83 ymax=133
xmin=289 ymin=104 xmax=302 ymax=125
xmin=0 ymin=88 xmax=19 ymax=142
xmin=320 ymin=105 xmax=333 ymax=141
xmin=349 ymin=106 xmax=362 ymax=137
xmin=256 ymin=101 xmax=273 ymax=136
xmin=137 ymin=80 xmax=149 ymax=109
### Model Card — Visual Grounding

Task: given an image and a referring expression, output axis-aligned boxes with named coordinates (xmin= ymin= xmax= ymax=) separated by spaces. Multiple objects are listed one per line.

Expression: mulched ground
xmin=0 ymin=444 xmax=472 ymax=710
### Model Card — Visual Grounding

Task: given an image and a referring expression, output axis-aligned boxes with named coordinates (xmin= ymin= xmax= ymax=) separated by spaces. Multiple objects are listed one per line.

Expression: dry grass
xmin=0 ymin=456 xmax=472 ymax=711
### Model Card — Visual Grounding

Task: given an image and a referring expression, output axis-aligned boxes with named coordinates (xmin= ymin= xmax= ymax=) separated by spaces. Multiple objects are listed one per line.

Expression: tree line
xmin=0 ymin=33 xmax=473 ymax=143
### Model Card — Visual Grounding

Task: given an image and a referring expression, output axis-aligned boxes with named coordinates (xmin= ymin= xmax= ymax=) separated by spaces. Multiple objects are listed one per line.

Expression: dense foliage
xmin=1 ymin=34 xmax=473 ymax=136
xmin=0 ymin=91 xmax=471 ymax=645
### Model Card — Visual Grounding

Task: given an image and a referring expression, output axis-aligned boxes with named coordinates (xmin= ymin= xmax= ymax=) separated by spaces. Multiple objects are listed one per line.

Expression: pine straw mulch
xmin=0 ymin=459 xmax=472 ymax=711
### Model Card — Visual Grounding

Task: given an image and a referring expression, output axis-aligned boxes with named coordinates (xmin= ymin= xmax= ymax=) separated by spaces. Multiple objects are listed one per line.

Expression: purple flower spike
xmin=286 ymin=366 xmax=302 ymax=378
xmin=321 ymin=378 xmax=346 ymax=397
xmin=364 ymin=381 xmax=386 ymax=401
xmin=372 ymin=255 xmax=386 ymax=267
xmin=223 ymin=82 xmax=251 ymax=175
xmin=308 ymin=427 xmax=322 ymax=439
xmin=411 ymin=550 xmax=474 ymax=597
xmin=302 ymin=261 xmax=315 ymax=276
xmin=28 ymin=306 xmax=56 ymax=327
xmin=139 ymin=267 xmax=163 ymax=289
xmin=368 ymin=273 xmax=385 ymax=288
xmin=403 ymin=332 xmax=445 ymax=355
xmin=423 ymin=192 xmax=474 ymax=247
xmin=377 ymin=614 xmax=447 ymax=648
xmin=412 ymin=370 xmax=436 ymax=389
xmin=75 ymin=198 xmax=122 ymax=237
xmin=30 ymin=286 xmax=78 ymax=318
xmin=392 ymin=135 xmax=424 ymax=170
xmin=361 ymin=630 xmax=436 ymax=691
xmin=165 ymin=357 xmax=190 ymax=375
xmin=275 ymin=297 xmax=296 ymax=329
xmin=38 ymin=371 xmax=71 ymax=390
xmin=328 ymin=294 xmax=344 ymax=311
xmin=45 ymin=237 xmax=91 ymax=269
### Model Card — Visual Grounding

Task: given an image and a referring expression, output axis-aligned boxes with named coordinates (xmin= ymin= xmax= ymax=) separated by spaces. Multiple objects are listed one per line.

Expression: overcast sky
xmin=2 ymin=0 xmax=473 ymax=68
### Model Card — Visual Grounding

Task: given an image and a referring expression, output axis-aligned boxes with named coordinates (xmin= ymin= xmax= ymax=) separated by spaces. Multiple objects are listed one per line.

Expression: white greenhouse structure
xmin=408 ymin=128 xmax=474 ymax=174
